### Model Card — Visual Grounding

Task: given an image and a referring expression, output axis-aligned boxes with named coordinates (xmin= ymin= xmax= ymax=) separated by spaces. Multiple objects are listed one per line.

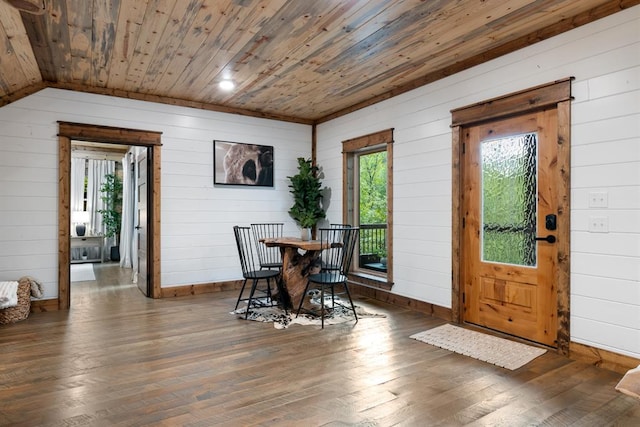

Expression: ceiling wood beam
xmin=19 ymin=6 xmax=55 ymax=80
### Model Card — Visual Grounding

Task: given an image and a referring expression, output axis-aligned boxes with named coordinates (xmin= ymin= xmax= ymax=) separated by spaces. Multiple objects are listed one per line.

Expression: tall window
xmin=358 ymin=150 xmax=388 ymax=272
xmin=342 ymin=129 xmax=393 ymax=284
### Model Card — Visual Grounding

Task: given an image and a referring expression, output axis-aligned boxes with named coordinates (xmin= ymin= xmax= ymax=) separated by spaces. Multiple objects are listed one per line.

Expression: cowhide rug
xmin=231 ymin=296 xmax=385 ymax=329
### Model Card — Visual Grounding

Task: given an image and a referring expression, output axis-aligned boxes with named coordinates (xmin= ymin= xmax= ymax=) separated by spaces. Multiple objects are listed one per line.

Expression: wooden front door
xmin=462 ymin=109 xmax=559 ymax=347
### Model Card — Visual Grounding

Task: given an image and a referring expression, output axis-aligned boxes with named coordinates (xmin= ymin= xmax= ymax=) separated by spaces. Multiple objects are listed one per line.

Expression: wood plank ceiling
xmin=0 ymin=0 xmax=638 ymax=124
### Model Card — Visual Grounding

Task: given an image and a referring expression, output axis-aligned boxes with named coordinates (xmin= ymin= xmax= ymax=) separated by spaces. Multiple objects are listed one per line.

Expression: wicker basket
xmin=0 ymin=279 xmax=31 ymax=324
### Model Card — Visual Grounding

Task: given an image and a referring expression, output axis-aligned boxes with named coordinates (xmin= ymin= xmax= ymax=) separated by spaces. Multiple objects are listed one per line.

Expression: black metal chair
xmin=233 ymin=226 xmax=280 ymax=318
xmin=251 ymin=223 xmax=284 ymax=271
xmin=322 ymin=224 xmax=353 ymax=272
xmin=296 ymin=226 xmax=360 ymax=328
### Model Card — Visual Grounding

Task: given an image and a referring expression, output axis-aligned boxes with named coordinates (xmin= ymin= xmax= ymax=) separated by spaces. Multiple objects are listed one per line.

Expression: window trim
xmin=342 ymin=128 xmax=394 ymax=288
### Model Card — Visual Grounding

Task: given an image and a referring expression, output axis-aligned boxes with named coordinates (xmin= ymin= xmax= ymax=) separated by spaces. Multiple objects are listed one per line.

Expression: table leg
xmin=278 ymin=247 xmax=321 ymax=310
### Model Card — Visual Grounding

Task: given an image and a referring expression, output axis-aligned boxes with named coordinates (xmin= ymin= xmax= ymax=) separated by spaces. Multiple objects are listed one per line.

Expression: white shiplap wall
xmin=0 ymin=89 xmax=310 ymax=297
xmin=317 ymin=6 xmax=640 ymax=358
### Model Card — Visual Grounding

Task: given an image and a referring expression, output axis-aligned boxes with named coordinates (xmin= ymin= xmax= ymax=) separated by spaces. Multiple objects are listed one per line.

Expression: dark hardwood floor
xmin=0 ymin=263 xmax=638 ymax=426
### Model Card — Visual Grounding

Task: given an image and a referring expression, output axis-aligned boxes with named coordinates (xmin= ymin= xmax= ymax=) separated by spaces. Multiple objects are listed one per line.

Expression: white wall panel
xmin=587 ymin=66 xmax=640 ymax=99
xmin=573 ymin=210 xmax=640 ymax=233
xmin=571 ymin=114 xmax=639 ymax=147
xmin=317 ymin=6 xmax=640 ymax=358
xmin=572 ymin=274 xmax=640 ymax=303
xmin=573 ymin=295 xmax=640 ymax=329
xmin=0 ymin=88 xmax=311 ymax=295
xmin=572 ymin=91 xmax=640 ymax=124
xmin=572 ymin=186 xmax=640 ymax=210
xmin=573 ymin=139 xmax=640 ymax=166
xmin=571 ymin=318 xmax=640 ymax=359
xmin=572 ymin=232 xmax=640 ymax=257
xmin=572 ymin=253 xmax=640 ymax=282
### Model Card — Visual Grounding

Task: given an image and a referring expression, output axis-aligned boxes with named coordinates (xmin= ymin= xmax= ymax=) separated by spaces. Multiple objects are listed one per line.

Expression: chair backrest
xmin=251 ymin=223 xmax=284 ymax=268
xmin=233 ymin=226 xmax=262 ymax=277
xmin=318 ymin=226 xmax=359 ymax=276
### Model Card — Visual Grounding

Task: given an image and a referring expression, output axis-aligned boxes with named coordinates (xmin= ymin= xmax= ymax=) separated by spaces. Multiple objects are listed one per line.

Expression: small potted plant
xmin=287 ymin=157 xmax=326 ymax=240
xmin=379 ymin=247 xmax=387 ymax=266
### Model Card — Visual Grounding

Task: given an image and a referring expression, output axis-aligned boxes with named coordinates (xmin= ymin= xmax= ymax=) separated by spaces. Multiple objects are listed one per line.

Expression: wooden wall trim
xmin=58 ymin=122 xmax=163 ymax=306
xmin=451 ymin=78 xmax=574 ymax=126
xmin=386 ymin=139 xmax=394 ymax=285
xmin=58 ymin=136 xmax=71 ymax=310
xmin=342 ymin=128 xmax=394 ymax=152
xmin=570 ymin=342 xmax=640 ymax=374
xmin=350 ymin=282 xmax=452 ymax=322
xmin=160 ymin=280 xmax=243 ymax=298
xmin=0 ymin=82 xmax=47 ymax=108
xmin=348 ymin=273 xmax=393 ymax=291
xmin=50 ymin=82 xmax=314 ymax=125
xmin=311 ymin=124 xmax=317 ymax=165
xmin=58 ymin=122 xmax=163 ymax=145
xmin=150 ymin=146 xmax=162 ymax=298
xmin=342 ymin=128 xmax=394 ymax=285
xmin=30 ymin=298 xmax=59 ymax=313
xmin=451 ymin=126 xmax=462 ymax=323
xmin=556 ymin=99 xmax=572 ymax=355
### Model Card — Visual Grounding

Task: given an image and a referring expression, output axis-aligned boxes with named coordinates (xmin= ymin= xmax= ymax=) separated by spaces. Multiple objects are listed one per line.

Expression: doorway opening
xmin=69 ymin=142 xmax=150 ymax=297
xmin=58 ymin=122 xmax=162 ymax=309
xmin=451 ymin=79 xmax=572 ymax=354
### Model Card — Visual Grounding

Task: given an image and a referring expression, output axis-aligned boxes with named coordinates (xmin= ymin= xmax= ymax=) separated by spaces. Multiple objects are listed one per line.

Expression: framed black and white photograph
xmin=214 ymin=140 xmax=274 ymax=187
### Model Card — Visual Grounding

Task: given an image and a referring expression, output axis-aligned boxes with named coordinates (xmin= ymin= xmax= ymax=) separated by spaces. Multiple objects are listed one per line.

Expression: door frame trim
xmin=450 ymin=78 xmax=572 ymax=355
xmin=57 ymin=122 xmax=162 ymax=309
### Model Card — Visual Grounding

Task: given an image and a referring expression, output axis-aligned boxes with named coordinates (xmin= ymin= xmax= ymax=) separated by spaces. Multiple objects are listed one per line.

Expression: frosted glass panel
xmin=481 ymin=133 xmax=537 ymax=266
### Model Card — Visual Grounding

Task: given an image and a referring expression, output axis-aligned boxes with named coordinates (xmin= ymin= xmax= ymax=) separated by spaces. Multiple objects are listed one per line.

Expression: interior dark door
xmin=136 ymin=150 xmax=149 ymax=296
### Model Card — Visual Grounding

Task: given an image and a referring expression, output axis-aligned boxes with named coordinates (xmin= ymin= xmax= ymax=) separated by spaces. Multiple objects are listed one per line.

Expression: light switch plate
xmin=588 ymin=192 xmax=608 ymax=208
xmin=588 ymin=216 xmax=609 ymax=233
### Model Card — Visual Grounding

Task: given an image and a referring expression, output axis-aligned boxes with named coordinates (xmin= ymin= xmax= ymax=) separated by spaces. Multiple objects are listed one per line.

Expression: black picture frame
xmin=214 ymin=140 xmax=274 ymax=187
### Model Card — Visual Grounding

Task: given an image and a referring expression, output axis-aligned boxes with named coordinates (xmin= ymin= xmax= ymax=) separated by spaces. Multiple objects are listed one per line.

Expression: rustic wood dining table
xmin=261 ymin=237 xmax=329 ymax=310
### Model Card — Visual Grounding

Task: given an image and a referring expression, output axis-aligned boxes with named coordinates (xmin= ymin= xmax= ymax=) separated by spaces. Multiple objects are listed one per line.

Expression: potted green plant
xmin=378 ymin=247 xmax=388 ymax=266
xmin=98 ymin=173 xmax=123 ymax=261
xmin=287 ymin=157 xmax=326 ymax=240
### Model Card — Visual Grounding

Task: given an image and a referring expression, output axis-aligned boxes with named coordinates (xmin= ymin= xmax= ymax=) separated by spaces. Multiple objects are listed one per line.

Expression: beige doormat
xmin=410 ymin=324 xmax=547 ymax=370
xmin=616 ymin=365 xmax=640 ymax=400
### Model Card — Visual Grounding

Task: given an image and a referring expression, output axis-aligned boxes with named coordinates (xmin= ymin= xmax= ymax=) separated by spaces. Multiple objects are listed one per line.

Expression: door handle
xmin=535 ymin=235 xmax=556 ymax=243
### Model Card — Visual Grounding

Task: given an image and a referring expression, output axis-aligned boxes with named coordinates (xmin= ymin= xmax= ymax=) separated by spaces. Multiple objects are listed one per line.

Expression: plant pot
xmin=301 ymin=228 xmax=311 ymax=241
xmin=110 ymin=246 xmax=120 ymax=262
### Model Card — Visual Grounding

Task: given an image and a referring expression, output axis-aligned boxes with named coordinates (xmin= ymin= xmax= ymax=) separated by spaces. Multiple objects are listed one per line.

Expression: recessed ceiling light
xmin=3 ymin=0 xmax=47 ymax=14
xmin=219 ymin=80 xmax=235 ymax=91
